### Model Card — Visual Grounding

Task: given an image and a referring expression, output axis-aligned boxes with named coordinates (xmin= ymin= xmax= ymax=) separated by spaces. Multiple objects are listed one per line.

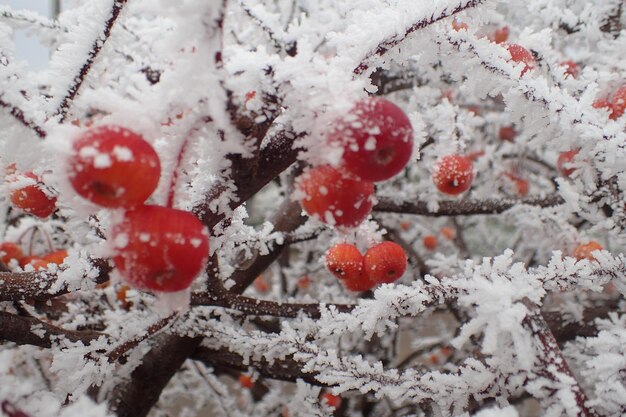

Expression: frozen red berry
xmin=9 ymin=172 xmax=57 ymax=218
xmin=364 ymin=241 xmax=407 ymax=284
xmin=432 ymin=155 xmax=474 ymax=195
xmin=111 ymin=205 xmax=209 ymax=292
xmin=296 ymin=165 xmax=374 ymax=228
xmin=328 ymin=97 xmax=413 ymax=182
xmin=68 ymin=125 xmax=161 ymax=208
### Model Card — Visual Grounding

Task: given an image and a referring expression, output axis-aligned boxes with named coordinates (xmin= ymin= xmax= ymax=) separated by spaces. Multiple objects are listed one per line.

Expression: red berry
xmin=423 ymin=235 xmax=438 ymax=250
xmin=321 ymin=393 xmax=342 ymax=409
xmin=561 ymin=60 xmax=579 ymax=78
xmin=490 ymin=26 xmax=509 ymax=44
xmin=42 ymin=250 xmax=68 ymax=266
xmin=296 ymin=166 xmax=374 ymax=228
xmin=111 ymin=205 xmax=209 ymax=292
xmin=507 ymin=44 xmax=534 ymax=76
xmin=68 ymin=125 xmax=161 ymax=208
xmin=557 ymin=149 xmax=579 ymax=177
xmin=364 ymin=241 xmax=407 ymax=284
xmin=498 ymin=125 xmax=516 ymax=142
xmin=238 ymin=374 xmax=254 ymax=389
xmin=19 ymin=256 xmax=48 ymax=270
xmin=0 ymin=242 xmax=23 ymax=264
xmin=9 ymin=172 xmax=57 ymax=218
xmin=328 ymin=97 xmax=413 ymax=182
xmin=609 ymin=85 xmax=626 ymax=120
xmin=253 ymin=275 xmax=270 ymax=293
xmin=325 ymin=243 xmax=373 ymax=291
xmin=451 ymin=19 xmax=468 ymax=31
xmin=503 ymin=172 xmax=529 ymax=197
xmin=432 ymin=155 xmax=474 ymax=195
xmin=296 ymin=275 xmax=311 ymax=290
xmin=573 ymin=241 xmax=603 ymax=261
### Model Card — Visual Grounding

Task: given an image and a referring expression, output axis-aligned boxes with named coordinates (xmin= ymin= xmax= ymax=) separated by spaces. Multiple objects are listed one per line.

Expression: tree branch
xmin=374 ymin=194 xmax=564 ymax=216
xmin=55 ymin=0 xmax=129 ymax=122
xmin=0 ymin=98 xmax=47 ymax=138
xmin=354 ymin=0 xmax=484 ymax=75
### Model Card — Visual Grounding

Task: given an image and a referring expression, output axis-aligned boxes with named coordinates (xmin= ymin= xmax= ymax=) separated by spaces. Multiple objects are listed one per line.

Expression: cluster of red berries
xmin=0 ymin=241 xmax=67 ymax=271
xmin=296 ymin=97 xmax=414 ymax=227
xmin=325 ymin=241 xmax=407 ymax=291
xmin=67 ymin=125 xmax=209 ymax=293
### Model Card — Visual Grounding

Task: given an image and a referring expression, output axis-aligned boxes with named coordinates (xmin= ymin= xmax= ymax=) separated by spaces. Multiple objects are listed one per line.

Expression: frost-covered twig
xmin=0 ymin=257 xmax=111 ymax=301
xmin=374 ymin=194 xmax=565 ymax=216
xmin=0 ymin=6 xmax=63 ymax=32
xmin=0 ymin=97 xmax=47 ymax=138
xmin=0 ymin=311 xmax=101 ymax=347
xmin=54 ymin=0 xmax=129 ymax=122
xmin=522 ymin=301 xmax=599 ymax=417
xmin=354 ymin=0 xmax=485 ymax=75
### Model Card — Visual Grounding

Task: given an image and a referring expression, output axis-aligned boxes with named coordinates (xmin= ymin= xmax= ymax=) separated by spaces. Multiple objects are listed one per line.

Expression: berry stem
xmin=166 ymin=137 xmax=190 ymax=209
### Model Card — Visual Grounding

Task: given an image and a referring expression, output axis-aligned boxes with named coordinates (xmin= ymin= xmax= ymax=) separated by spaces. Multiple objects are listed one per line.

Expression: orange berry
xmin=573 ymin=241 xmax=603 ymax=261
xmin=503 ymin=172 xmax=529 ymax=197
xmin=490 ymin=26 xmax=509 ymax=44
xmin=326 ymin=243 xmax=372 ymax=291
xmin=440 ymin=227 xmax=456 ymax=240
xmin=0 ymin=242 xmax=23 ymax=264
xmin=321 ymin=393 xmax=342 ymax=409
xmin=19 ymin=256 xmax=47 ymax=270
xmin=423 ymin=235 xmax=438 ymax=250
xmin=364 ymin=242 xmax=407 ymax=284
xmin=253 ymin=276 xmax=270 ymax=293
xmin=42 ymin=250 xmax=68 ymax=266
xmin=399 ymin=221 xmax=412 ymax=231
xmin=238 ymin=374 xmax=254 ymax=389
xmin=296 ymin=276 xmax=311 ymax=290
xmin=451 ymin=19 xmax=468 ymax=31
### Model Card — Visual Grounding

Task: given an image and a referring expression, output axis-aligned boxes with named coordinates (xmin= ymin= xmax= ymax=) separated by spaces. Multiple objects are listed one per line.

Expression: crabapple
xmin=327 ymin=97 xmax=414 ymax=182
xmin=489 ymin=26 xmax=509 ymax=44
xmin=296 ymin=165 xmax=374 ymax=227
xmin=68 ymin=125 xmax=161 ymax=208
xmin=610 ymin=85 xmax=626 ymax=120
xmin=321 ymin=393 xmax=342 ymax=409
xmin=432 ymin=155 xmax=474 ymax=195
xmin=364 ymin=241 xmax=407 ymax=284
xmin=0 ymin=242 xmax=23 ymax=264
xmin=507 ymin=44 xmax=534 ymax=76
xmin=9 ymin=172 xmax=57 ymax=218
xmin=423 ymin=235 xmax=438 ymax=250
xmin=498 ymin=125 xmax=516 ymax=142
xmin=42 ymin=250 xmax=68 ymax=266
xmin=325 ymin=243 xmax=373 ymax=291
xmin=111 ymin=205 xmax=209 ymax=292
xmin=451 ymin=19 xmax=468 ymax=31
xmin=19 ymin=256 xmax=48 ymax=270
xmin=503 ymin=172 xmax=529 ymax=197
xmin=557 ymin=149 xmax=579 ymax=177
xmin=238 ymin=374 xmax=254 ymax=389
xmin=573 ymin=241 xmax=603 ymax=261
xmin=440 ymin=226 xmax=455 ymax=240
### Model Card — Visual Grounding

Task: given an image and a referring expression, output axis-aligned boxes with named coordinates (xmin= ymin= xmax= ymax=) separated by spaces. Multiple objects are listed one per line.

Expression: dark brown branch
xmin=374 ymin=194 xmax=564 ymax=216
xmin=55 ymin=0 xmax=128 ymax=122
xmin=522 ymin=301 xmax=599 ymax=417
xmin=0 ymin=311 xmax=101 ymax=347
xmin=109 ymin=334 xmax=201 ymax=417
xmin=107 ymin=314 xmax=178 ymax=363
xmin=354 ymin=0 xmax=484 ymax=75
xmin=0 ymin=258 xmax=112 ymax=302
xmin=192 ymin=346 xmax=323 ymax=386
xmin=0 ymin=98 xmax=47 ymax=138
